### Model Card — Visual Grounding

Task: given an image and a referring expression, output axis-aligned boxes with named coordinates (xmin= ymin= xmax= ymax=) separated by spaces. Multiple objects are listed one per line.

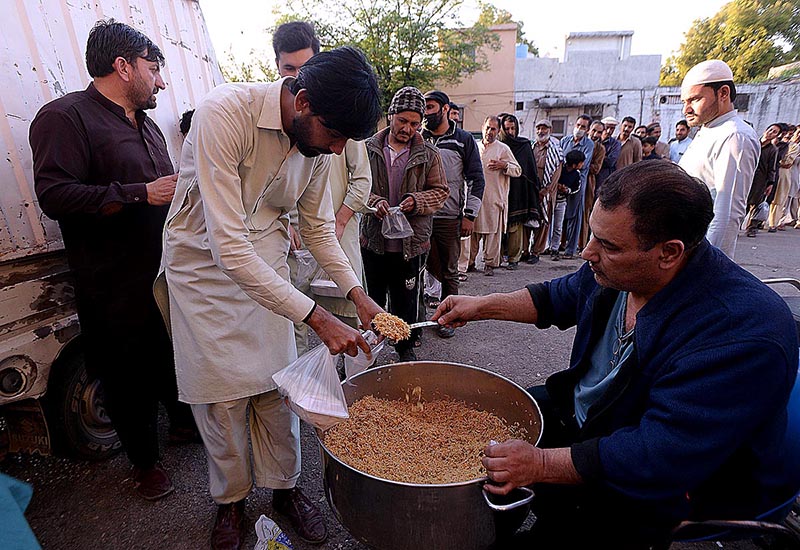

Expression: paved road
xmin=2 ymin=228 xmax=798 ymax=549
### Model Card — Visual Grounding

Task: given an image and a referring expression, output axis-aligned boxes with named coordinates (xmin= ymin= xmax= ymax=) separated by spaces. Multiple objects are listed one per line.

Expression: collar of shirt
xmin=86 ymin=82 xmax=145 ymax=128
xmin=257 ymin=77 xmax=292 ymax=134
xmin=383 ymin=133 xmax=410 ymax=164
xmin=704 ymin=109 xmax=739 ymax=129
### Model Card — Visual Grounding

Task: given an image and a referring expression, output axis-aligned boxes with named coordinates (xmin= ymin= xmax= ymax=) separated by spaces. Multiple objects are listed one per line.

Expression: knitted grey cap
xmin=388 ymin=86 xmax=425 ymax=117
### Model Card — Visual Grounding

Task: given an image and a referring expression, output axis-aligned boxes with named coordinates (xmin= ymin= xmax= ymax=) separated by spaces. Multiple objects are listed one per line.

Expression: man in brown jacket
xmin=361 ymin=87 xmax=448 ymax=361
xmin=616 ymin=116 xmax=643 ymax=169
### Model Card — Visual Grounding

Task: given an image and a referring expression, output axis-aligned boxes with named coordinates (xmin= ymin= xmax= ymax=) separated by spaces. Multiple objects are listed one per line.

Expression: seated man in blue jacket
xmin=433 ymin=160 xmax=800 ymax=548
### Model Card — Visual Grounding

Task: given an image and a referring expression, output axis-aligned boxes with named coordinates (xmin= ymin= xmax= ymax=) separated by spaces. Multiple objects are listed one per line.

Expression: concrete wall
xmin=564 ymin=32 xmax=633 ymax=61
xmin=440 ymin=24 xmax=517 ymax=133
xmin=513 ymin=47 xmax=661 ymax=139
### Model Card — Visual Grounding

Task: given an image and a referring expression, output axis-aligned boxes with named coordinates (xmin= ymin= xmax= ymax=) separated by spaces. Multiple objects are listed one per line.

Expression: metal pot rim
xmin=316 ymin=361 xmax=543 ymax=488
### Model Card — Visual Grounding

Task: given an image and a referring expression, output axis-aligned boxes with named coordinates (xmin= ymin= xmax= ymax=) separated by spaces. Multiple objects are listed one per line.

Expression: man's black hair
xmin=591 ymin=120 xmax=605 ymax=129
xmin=179 ymin=110 xmax=195 ymax=137
xmin=290 ymin=46 xmax=380 ymax=140
xmin=577 ymin=114 xmax=592 ymax=124
xmin=622 ymin=116 xmax=637 ymax=125
xmin=704 ymin=80 xmax=737 ymax=102
xmin=598 ymin=161 xmax=714 ymax=252
xmin=484 ymin=115 xmax=500 ymax=127
xmin=676 ymin=119 xmax=689 ymax=129
xmin=642 ymin=136 xmax=658 ymax=146
xmin=86 ymin=19 xmax=164 ymax=78
xmin=565 ymin=149 xmax=585 ymax=166
xmin=449 ymin=102 xmax=460 ymax=111
xmin=272 ymin=21 xmax=321 ymax=58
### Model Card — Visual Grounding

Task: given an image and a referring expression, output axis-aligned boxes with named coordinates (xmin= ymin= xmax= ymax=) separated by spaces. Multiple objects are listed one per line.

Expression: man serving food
xmin=433 ymin=161 xmax=800 ymax=548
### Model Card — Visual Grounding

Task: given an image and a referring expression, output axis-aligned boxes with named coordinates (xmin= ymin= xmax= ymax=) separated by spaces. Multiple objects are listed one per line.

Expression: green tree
xmin=476 ymin=1 xmax=538 ymax=56
xmin=220 ymin=48 xmax=278 ymax=83
xmin=661 ymin=0 xmax=800 ymax=85
xmin=274 ymin=0 xmax=501 ymax=110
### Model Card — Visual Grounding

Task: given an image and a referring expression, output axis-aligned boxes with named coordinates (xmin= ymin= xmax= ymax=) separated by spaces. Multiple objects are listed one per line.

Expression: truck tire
xmin=43 ymin=352 xmax=121 ymax=460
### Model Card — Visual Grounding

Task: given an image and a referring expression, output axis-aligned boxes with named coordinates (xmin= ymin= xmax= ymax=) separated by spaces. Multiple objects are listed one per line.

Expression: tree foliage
xmin=476 ymin=1 xmax=538 ymax=56
xmin=220 ymin=48 xmax=278 ymax=83
xmin=273 ymin=0 xmax=501 ymax=110
xmin=661 ymin=0 xmax=800 ymax=85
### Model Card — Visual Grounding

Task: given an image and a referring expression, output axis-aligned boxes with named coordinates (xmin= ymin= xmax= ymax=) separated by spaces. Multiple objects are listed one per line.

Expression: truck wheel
xmin=44 ymin=352 xmax=121 ymax=460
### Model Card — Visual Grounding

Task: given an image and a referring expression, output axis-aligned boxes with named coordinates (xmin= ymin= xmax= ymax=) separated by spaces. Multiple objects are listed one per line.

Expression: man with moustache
xmin=29 ymin=20 xmax=196 ymax=502
xmin=646 ymin=122 xmax=670 ymax=158
xmin=361 ymin=87 xmax=448 ymax=361
xmin=679 ymin=59 xmax=759 ymax=258
xmin=160 ymin=47 xmax=383 ymax=549
xmin=271 ymin=21 xmax=373 ymax=356
xmin=422 ymin=90 xmax=485 ymax=339
xmin=433 ymin=161 xmax=800 ymax=548
xmin=669 ymin=119 xmax=693 ymax=163
xmin=616 ymin=116 xmax=643 ymax=170
xmin=529 ymin=119 xmax=564 ymax=264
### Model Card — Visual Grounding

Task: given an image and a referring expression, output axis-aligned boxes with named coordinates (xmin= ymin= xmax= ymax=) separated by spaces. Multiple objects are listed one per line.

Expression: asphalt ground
xmin=2 ymin=226 xmax=799 ymax=550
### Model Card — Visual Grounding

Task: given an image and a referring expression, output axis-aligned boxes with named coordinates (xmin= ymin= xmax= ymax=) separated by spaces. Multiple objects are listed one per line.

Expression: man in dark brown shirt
xmin=29 ymin=20 xmax=194 ymax=501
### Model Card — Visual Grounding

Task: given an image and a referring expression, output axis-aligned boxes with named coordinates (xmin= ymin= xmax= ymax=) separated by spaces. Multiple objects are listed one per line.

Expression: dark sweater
xmin=526 ymin=241 xmax=800 ymax=542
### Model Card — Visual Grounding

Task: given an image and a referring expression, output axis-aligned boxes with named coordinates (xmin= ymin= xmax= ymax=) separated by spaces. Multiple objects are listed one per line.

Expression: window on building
xmin=551 ymin=116 xmax=568 ymax=139
xmin=734 ymin=94 xmax=750 ymax=112
xmin=515 ymin=101 xmax=524 ymax=111
xmin=584 ymin=104 xmax=604 ymax=119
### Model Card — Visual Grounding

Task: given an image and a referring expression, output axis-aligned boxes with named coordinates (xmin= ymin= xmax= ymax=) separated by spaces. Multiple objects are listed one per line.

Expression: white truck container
xmin=0 ymin=0 xmax=223 ymax=458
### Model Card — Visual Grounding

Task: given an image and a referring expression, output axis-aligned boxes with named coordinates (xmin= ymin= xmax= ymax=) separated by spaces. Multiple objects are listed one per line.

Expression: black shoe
xmin=131 ymin=463 xmax=174 ymax=501
xmin=526 ymin=255 xmax=540 ymax=265
xmin=466 ymin=263 xmax=478 ymax=273
xmin=273 ymin=488 xmax=327 ymax=544
xmin=437 ymin=325 xmax=455 ymax=339
xmin=506 ymin=262 xmax=518 ymax=270
xmin=484 ymin=266 xmax=495 ymax=276
xmin=211 ymin=500 xmax=246 ymax=550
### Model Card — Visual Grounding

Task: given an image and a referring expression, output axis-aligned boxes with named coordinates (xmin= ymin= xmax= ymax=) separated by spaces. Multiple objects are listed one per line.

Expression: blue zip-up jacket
xmin=422 ymin=121 xmax=485 ymax=220
xmin=527 ymin=240 xmax=800 ymax=531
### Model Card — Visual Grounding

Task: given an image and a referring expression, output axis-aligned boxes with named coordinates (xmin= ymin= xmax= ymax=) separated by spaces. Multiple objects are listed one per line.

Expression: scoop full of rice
xmin=372 ymin=312 xmax=411 ymax=341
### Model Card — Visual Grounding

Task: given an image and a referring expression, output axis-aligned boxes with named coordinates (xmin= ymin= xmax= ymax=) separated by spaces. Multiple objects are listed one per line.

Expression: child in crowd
xmin=642 ymin=137 xmax=660 ymax=160
xmin=550 ymin=149 xmax=585 ymax=260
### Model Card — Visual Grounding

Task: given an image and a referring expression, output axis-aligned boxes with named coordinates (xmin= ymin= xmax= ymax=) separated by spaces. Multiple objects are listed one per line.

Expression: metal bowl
xmin=316 ymin=361 xmax=543 ymax=550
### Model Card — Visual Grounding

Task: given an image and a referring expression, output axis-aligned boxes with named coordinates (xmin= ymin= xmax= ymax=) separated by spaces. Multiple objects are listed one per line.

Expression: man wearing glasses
xmin=433 ymin=161 xmax=800 ymax=548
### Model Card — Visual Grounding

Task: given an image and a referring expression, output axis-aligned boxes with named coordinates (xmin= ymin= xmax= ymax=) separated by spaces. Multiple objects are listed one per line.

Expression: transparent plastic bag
xmin=381 ymin=206 xmax=414 ymax=239
xmin=753 ymin=201 xmax=770 ymax=222
xmin=343 ymin=330 xmax=385 ymax=382
xmin=291 ymin=249 xmax=321 ymax=288
xmin=310 ymin=269 xmax=345 ymax=299
xmin=272 ymin=343 xmax=348 ymax=430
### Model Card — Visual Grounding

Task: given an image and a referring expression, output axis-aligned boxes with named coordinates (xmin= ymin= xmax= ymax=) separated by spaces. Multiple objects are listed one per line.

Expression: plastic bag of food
xmin=381 ymin=206 xmax=414 ymax=239
xmin=753 ymin=201 xmax=770 ymax=222
xmin=344 ymin=330 xmax=385 ymax=382
xmin=272 ymin=343 xmax=348 ymax=430
xmin=310 ymin=269 xmax=345 ymax=299
xmin=254 ymin=514 xmax=293 ymax=550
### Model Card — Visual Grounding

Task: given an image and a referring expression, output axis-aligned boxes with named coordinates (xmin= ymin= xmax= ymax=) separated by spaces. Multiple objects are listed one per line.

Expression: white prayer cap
xmin=681 ymin=60 xmax=734 ymax=93
xmin=600 ymin=116 xmax=619 ymax=126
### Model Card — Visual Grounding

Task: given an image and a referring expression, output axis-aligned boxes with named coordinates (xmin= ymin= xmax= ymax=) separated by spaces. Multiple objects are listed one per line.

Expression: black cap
xmin=424 ymin=90 xmax=450 ymax=107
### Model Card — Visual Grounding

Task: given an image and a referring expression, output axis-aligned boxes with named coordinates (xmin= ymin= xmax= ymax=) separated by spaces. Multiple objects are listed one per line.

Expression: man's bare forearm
xmin=477 ymin=289 xmax=538 ymax=324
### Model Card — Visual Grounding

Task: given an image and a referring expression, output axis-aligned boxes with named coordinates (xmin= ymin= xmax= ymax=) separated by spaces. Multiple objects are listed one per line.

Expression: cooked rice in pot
xmin=323 ymin=394 xmax=525 ymax=484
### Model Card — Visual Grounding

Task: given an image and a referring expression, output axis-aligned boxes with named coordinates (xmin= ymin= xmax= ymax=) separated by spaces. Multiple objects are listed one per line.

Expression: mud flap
xmin=0 ymin=399 xmax=51 ymax=458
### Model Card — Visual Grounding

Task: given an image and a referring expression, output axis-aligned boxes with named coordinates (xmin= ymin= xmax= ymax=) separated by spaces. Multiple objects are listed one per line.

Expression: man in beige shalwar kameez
xmin=160 ymin=48 xmax=382 ymax=550
xmin=468 ymin=116 xmax=521 ymax=276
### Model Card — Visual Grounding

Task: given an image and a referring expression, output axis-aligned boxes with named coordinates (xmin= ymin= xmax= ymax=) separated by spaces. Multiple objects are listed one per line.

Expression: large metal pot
xmin=316 ymin=361 xmax=543 ymax=550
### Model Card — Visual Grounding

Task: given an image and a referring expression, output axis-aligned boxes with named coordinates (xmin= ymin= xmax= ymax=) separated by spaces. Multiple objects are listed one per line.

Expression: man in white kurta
xmin=468 ymin=116 xmax=520 ymax=275
xmin=161 ymin=48 xmax=382 ymax=548
xmin=678 ymin=60 xmax=760 ymax=259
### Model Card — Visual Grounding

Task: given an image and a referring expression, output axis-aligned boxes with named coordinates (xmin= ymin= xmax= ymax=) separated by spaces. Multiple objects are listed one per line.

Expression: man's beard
xmin=128 ymin=77 xmax=157 ymax=110
xmin=424 ymin=110 xmax=444 ymax=131
xmin=293 ymin=114 xmax=331 ymax=158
